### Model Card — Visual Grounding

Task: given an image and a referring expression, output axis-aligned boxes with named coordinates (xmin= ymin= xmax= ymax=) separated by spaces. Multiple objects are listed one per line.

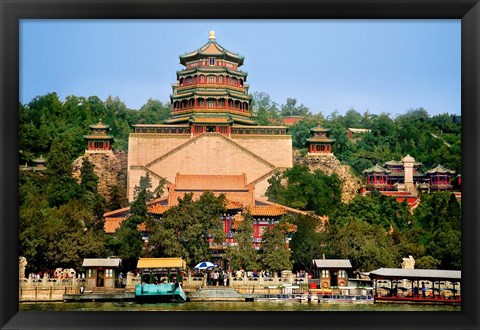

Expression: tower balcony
xmin=429 ymin=183 xmax=453 ymax=191
xmin=176 ymin=82 xmax=248 ymax=93
xmin=171 ymin=106 xmax=251 ymax=116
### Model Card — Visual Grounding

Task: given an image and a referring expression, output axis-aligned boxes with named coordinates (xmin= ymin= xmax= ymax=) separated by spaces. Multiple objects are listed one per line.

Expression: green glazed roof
xmin=384 ymin=160 xmax=423 ymax=166
xmin=310 ymin=127 xmax=330 ymax=133
xmin=426 ymin=164 xmax=455 ymax=175
xmin=170 ymin=89 xmax=251 ymax=100
xmin=89 ymin=119 xmax=110 ymax=130
xmin=179 ymin=32 xmax=245 ymax=66
xmin=177 ymin=66 xmax=248 ymax=78
xmin=83 ymin=134 xmax=114 ymax=140
xmin=363 ymin=164 xmax=390 ymax=174
xmin=306 ymin=137 xmax=336 ymax=143
xmin=32 ymin=155 xmax=46 ymax=163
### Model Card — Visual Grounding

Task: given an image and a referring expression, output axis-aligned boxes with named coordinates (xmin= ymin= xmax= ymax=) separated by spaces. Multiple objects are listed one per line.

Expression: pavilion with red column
xmin=306 ymin=127 xmax=335 ymax=154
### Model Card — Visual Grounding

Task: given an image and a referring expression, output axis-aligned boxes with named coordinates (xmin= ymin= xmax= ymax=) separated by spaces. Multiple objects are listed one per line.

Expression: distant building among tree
xmin=282 ymin=116 xmax=304 ymax=125
xmin=347 ymin=127 xmax=371 ymax=140
xmin=362 ymin=155 xmax=459 ymax=209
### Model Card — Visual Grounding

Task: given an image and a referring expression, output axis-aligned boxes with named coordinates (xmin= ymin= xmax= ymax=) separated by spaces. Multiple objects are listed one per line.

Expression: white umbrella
xmin=194 ymin=261 xmax=216 ymax=270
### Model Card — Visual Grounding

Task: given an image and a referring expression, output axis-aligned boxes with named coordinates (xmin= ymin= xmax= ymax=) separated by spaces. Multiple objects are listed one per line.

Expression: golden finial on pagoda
xmin=209 ymin=31 xmax=216 ymax=40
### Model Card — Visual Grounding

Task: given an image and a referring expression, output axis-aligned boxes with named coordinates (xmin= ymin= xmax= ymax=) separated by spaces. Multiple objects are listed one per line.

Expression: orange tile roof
xmin=175 ymin=174 xmax=248 ymax=191
xmin=202 ymin=42 xmax=223 ymax=55
xmin=104 ymin=217 xmax=146 ymax=233
xmin=250 ymin=205 xmax=287 ymax=217
xmin=103 ymin=207 xmax=130 ymax=217
xmin=283 ymin=117 xmax=304 ymax=125
xmin=148 ymin=204 xmax=171 ymax=215
xmin=104 ymin=217 xmax=125 ymax=234
xmin=226 ymin=199 xmax=244 ymax=209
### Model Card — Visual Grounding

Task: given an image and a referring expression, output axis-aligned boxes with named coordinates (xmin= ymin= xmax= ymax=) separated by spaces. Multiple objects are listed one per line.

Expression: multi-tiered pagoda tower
xmin=166 ymin=31 xmax=255 ymax=134
xmin=127 ymin=32 xmax=292 ymax=202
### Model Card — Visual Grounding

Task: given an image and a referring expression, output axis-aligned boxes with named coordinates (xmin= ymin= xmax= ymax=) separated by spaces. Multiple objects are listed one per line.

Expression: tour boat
xmin=134 ymin=258 xmax=187 ymax=303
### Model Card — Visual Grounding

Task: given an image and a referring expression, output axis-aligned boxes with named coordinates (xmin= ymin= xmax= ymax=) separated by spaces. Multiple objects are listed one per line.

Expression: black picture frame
xmin=1 ymin=0 xmax=478 ymax=329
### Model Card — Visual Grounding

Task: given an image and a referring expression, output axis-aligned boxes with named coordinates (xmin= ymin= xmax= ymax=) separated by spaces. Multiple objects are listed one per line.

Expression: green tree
xmin=288 ymin=117 xmax=321 ymax=149
xmin=266 ymin=165 xmax=342 ymax=216
xmin=328 ymin=221 xmax=400 ymax=271
xmin=288 ymin=214 xmax=326 ymax=272
xmin=137 ymin=98 xmax=171 ymax=124
xmin=280 ymin=98 xmax=310 ymax=117
xmin=105 ymin=218 xmax=145 ymax=271
xmin=226 ymin=212 xmax=258 ymax=271
xmin=80 ymin=158 xmax=98 ymax=192
xmin=146 ymin=192 xmax=226 ymax=266
xmin=107 ymin=184 xmax=129 ymax=211
xmin=415 ymin=255 xmax=441 ymax=269
xmin=251 ymin=92 xmax=281 ymax=125
xmin=260 ymin=221 xmax=292 ymax=272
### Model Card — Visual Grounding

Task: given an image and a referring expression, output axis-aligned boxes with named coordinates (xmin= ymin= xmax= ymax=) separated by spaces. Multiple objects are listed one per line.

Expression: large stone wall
xmin=127 ymin=132 xmax=293 ymax=201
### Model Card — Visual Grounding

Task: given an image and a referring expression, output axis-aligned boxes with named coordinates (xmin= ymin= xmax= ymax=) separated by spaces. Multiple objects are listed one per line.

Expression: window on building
xmin=207 ymin=100 xmax=215 ymax=108
xmin=218 ymin=76 xmax=224 ymax=83
xmin=106 ymin=269 xmax=113 ymax=277
xmin=321 ymin=270 xmax=329 ymax=278
xmin=209 ymin=57 xmax=215 ymax=65
xmin=207 ymin=76 xmax=216 ymax=83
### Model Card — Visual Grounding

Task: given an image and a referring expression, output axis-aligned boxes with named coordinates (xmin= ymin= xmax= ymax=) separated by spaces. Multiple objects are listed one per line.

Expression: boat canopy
xmin=137 ymin=258 xmax=187 ymax=270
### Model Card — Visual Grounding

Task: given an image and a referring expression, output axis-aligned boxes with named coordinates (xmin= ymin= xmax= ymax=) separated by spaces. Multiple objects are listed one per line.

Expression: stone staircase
xmin=187 ymin=287 xmax=245 ymax=301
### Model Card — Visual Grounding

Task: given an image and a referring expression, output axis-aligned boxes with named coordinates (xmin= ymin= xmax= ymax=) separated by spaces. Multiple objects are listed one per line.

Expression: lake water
xmin=20 ymin=301 xmax=460 ymax=312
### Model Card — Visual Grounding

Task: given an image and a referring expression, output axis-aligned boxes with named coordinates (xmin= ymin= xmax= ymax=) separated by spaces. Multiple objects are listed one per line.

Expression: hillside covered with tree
xmin=19 ymin=92 xmax=462 ymax=274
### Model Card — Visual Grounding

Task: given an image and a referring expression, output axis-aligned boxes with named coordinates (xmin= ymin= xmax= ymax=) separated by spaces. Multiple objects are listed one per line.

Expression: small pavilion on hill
xmin=306 ymin=127 xmax=335 ymax=154
xmin=83 ymin=119 xmax=114 ymax=153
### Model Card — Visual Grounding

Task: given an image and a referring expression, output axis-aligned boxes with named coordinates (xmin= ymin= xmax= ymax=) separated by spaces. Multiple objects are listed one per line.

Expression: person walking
xmin=223 ymin=271 xmax=228 ymax=286
xmin=213 ymin=271 xmax=219 ymax=286
xmin=209 ymin=271 xmax=214 ymax=286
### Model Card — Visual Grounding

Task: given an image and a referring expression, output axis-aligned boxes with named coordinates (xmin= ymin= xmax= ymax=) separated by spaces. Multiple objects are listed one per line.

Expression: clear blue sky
xmin=20 ymin=20 xmax=460 ymax=116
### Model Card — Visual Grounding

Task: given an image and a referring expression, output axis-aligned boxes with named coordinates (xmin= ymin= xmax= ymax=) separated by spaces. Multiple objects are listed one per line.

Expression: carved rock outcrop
xmin=72 ymin=150 xmax=127 ymax=203
xmin=293 ymin=150 xmax=362 ymax=203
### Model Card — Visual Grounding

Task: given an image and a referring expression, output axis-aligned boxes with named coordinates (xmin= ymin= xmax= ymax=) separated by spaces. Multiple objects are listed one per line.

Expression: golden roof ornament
xmin=209 ymin=31 xmax=216 ymax=40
